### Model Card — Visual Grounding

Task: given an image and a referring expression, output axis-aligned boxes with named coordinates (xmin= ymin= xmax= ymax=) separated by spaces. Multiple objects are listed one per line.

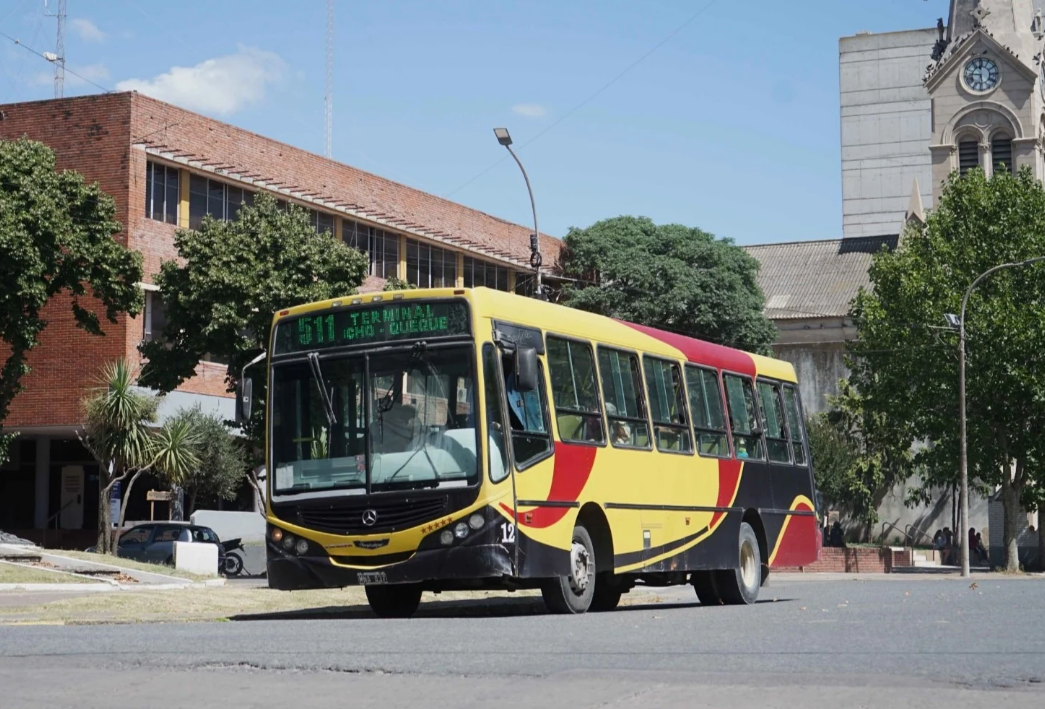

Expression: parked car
xmin=88 ymin=522 xmax=226 ymax=569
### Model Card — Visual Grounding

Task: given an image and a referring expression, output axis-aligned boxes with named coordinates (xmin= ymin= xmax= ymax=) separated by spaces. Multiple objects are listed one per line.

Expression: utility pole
xmin=324 ymin=0 xmax=334 ymax=158
xmin=45 ymin=0 xmax=67 ymax=98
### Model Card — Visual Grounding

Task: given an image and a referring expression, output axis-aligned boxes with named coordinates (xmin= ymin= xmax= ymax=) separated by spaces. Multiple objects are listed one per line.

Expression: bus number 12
xmin=500 ymin=522 xmax=516 ymax=544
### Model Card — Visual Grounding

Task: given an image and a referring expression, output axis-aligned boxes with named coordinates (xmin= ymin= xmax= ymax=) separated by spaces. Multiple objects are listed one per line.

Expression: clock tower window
xmin=958 ymin=140 xmax=980 ymax=175
xmin=991 ymin=136 xmax=1013 ymax=175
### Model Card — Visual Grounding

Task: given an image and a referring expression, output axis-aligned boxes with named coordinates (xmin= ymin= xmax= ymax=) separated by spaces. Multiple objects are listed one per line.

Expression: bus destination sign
xmin=274 ymin=301 xmax=469 ymax=354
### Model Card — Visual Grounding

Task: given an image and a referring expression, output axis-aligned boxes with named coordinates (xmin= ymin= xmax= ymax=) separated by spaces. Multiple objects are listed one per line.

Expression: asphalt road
xmin=2 ymin=575 xmax=1043 ymax=708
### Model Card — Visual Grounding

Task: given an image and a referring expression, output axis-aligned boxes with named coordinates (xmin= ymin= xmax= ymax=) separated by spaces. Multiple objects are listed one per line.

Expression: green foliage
xmin=138 ymin=193 xmax=369 ymax=449
xmin=0 ymin=432 xmax=13 ymax=468
xmin=165 ymin=406 xmax=249 ymax=514
xmin=557 ymin=216 xmax=776 ymax=354
xmin=81 ymin=358 xmax=201 ymax=553
xmin=847 ymin=167 xmax=1045 ymax=570
xmin=382 ymin=276 xmax=416 ymax=291
xmin=0 ymin=137 xmax=143 ymax=439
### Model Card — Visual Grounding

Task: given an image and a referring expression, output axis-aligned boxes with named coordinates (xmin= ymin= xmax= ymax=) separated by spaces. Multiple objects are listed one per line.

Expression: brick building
xmin=0 ymin=92 xmax=560 ymax=544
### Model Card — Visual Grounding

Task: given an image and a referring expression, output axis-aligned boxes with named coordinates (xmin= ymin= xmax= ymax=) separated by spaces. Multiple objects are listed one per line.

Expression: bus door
xmin=490 ymin=322 xmax=557 ymax=578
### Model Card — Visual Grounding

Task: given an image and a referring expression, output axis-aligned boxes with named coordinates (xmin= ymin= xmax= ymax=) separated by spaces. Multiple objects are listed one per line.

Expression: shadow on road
xmin=228 ymin=594 xmax=793 ymax=622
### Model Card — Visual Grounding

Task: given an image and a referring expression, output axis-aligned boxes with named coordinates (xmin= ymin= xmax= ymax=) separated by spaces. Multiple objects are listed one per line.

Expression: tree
xmin=557 ymin=216 xmax=776 ymax=354
xmin=138 ymin=193 xmax=369 ymax=455
xmin=165 ymin=406 xmax=249 ymax=515
xmin=80 ymin=359 xmax=200 ymax=553
xmin=382 ymin=276 xmax=416 ymax=291
xmin=847 ymin=167 xmax=1045 ymax=571
xmin=0 ymin=138 xmax=143 ymax=456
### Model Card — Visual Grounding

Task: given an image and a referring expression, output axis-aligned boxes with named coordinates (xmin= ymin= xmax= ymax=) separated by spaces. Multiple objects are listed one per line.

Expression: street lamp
xmin=492 ymin=127 xmax=544 ymax=298
xmin=944 ymin=255 xmax=1045 ymax=577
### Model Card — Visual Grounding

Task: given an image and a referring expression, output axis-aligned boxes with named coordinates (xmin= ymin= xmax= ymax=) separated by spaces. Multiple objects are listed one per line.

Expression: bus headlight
xmin=281 ymin=534 xmax=295 ymax=551
xmin=270 ymin=528 xmax=284 ymax=543
xmin=454 ymin=522 xmax=469 ymax=539
xmin=294 ymin=539 xmax=310 ymax=555
xmin=468 ymin=513 xmax=484 ymax=530
xmin=439 ymin=530 xmax=454 ymax=546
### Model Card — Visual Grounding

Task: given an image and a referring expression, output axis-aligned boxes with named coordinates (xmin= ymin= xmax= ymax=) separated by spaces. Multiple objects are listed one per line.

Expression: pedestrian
xmin=974 ymin=532 xmax=988 ymax=564
xmin=932 ymin=529 xmax=944 ymax=550
xmin=829 ymin=521 xmax=845 ymax=548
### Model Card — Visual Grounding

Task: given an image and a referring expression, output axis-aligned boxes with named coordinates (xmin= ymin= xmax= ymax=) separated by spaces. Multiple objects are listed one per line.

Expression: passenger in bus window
xmin=505 ymin=369 xmax=544 ymax=433
xmin=605 ymin=403 xmax=632 ymax=446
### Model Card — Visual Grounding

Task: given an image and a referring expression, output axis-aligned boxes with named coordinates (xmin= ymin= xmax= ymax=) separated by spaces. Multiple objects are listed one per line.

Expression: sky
xmin=1 ymin=0 xmax=950 ymax=246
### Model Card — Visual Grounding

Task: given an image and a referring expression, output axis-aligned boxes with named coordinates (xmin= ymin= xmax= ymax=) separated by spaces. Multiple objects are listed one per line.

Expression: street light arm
xmin=501 ymin=143 xmax=542 ymax=294
xmin=959 ymin=256 xmax=1045 ymax=335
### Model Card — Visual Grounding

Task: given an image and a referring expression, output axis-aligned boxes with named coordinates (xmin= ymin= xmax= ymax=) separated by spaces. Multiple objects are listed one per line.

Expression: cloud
xmin=72 ymin=18 xmax=107 ymax=43
xmin=512 ymin=103 xmax=547 ymax=118
xmin=115 ymin=46 xmax=286 ymax=116
xmin=31 ymin=63 xmax=110 ymax=88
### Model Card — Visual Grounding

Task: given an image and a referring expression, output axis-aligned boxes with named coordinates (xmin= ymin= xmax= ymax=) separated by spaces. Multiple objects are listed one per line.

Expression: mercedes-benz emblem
xmin=361 ymin=509 xmax=378 ymax=527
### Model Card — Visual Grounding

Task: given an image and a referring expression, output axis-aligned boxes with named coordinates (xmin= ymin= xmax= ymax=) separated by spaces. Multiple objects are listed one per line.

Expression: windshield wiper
xmin=306 ymin=351 xmax=337 ymax=426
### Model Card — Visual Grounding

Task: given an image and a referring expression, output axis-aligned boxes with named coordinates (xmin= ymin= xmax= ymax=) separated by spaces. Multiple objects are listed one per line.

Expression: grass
xmin=0 ymin=562 xmax=103 ymax=585
xmin=0 ymin=585 xmax=668 ymax=625
xmin=43 ymin=549 xmax=216 ymax=581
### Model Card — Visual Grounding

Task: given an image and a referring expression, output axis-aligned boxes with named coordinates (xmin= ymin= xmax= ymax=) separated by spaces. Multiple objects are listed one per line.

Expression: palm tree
xmin=80 ymin=358 xmax=200 ymax=554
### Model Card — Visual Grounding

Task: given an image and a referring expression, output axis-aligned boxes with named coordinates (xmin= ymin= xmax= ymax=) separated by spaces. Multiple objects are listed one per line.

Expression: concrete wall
xmin=874 ymin=479 xmax=989 ymax=546
xmin=840 ymin=29 xmax=936 ymax=238
xmin=773 ymin=340 xmax=849 ymax=416
xmin=190 ymin=510 xmax=266 ymax=543
xmin=987 ymin=500 xmax=1039 ymax=567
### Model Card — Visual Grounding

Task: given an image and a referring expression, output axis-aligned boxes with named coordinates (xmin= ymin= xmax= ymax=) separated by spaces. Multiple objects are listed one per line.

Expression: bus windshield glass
xmin=270 ymin=345 xmax=478 ymax=495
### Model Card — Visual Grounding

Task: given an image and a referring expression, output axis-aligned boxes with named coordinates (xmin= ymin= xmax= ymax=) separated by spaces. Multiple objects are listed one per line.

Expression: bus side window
xmin=643 ymin=357 xmax=693 ymax=455
xmin=597 ymin=347 xmax=651 ymax=449
xmin=757 ymin=380 xmax=792 ymax=464
xmin=482 ymin=344 xmax=509 ymax=482
xmin=502 ymin=351 xmax=552 ymax=468
xmin=781 ymin=384 xmax=808 ymax=466
xmin=546 ymin=337 xmax=605 ymax=445
xmin=723 ymin=374 xmax=765 ymax=461
xmin=684 ymin=365 xmax=730 ymax=458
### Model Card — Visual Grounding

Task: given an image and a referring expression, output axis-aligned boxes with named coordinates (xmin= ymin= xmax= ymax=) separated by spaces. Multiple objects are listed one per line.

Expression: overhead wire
xmin=0 ymin=29 xmax=113 ymax=93
xmin=443 ymin=0 xmax=720 ymax=199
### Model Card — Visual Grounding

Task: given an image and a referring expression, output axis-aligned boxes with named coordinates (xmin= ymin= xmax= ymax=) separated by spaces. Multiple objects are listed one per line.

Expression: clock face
xmin=964 ymin=57 xmax=1000 ymax=92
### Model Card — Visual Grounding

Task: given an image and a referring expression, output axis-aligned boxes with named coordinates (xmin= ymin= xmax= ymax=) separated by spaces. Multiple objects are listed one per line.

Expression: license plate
xmin=357 ymin=571 xmax=387 ymax=585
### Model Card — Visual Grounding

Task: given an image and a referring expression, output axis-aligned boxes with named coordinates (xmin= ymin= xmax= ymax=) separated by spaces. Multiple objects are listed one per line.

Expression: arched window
xmin=991 ymin=135 xmax=1014 ymax=175
xmin=958 ymin=140 xmax=980 ymax=175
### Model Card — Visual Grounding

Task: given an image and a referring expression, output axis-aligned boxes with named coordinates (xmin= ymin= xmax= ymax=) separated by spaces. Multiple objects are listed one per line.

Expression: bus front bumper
xmin=267 ymin=541 xmax=515 ymax=590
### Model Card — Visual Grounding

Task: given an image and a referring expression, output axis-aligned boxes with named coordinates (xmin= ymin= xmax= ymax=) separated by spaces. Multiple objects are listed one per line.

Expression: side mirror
xmin=236 ymin=378 xmax=253 ymax=424
xmin=514 ymin=347 xmax=539 ymax=392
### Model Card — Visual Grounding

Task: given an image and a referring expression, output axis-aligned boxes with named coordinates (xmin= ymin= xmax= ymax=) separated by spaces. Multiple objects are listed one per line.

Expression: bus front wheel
xmin=541 ymin=524 xmax=596 ymax=614
xmin=714 ymin=522 xmax=762 ymax=605
xmin=365 ymin=584 xmax=423 ymax=618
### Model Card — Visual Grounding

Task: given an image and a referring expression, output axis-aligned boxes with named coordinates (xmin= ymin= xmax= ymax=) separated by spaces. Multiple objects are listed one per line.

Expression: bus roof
xmin=274 ymin=286 xmax=795 ymax=382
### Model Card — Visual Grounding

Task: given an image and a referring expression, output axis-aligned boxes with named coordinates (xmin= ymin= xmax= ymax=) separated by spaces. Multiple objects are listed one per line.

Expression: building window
xmin=188 ymin=174 xmax=255 ymax=229
xmin=143 ymin=291 xmax=168 ymax=343
xmin=992 ymin=136 xmax=1013 ymax=176
xmin=463 ymin=256 xmax=511 ymax=292
xmin=405 ymin=238 xmax=457 ymax=288
xmin=145 ymin=162 xmax=179 ymax=225
xmin=307 ymin=209 xmax=335 ymax=235
xmin=958 ymin=140 xmax=980 ymax=175
xmin=343 ymin=219 xmax=399 ymax=279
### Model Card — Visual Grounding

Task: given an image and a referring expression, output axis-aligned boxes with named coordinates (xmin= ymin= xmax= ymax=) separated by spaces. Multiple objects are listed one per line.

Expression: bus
xmin=239 ymin=287 xmax=820 ymax=617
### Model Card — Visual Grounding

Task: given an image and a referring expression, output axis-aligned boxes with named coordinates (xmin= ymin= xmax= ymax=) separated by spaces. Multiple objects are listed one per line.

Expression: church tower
xmin=925 ymin=0 xmax=1045 ymax=204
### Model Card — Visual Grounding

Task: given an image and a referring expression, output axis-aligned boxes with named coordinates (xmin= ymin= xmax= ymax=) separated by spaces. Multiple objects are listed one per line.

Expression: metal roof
xmin=744 ymin=235 xmax=898 ymax=320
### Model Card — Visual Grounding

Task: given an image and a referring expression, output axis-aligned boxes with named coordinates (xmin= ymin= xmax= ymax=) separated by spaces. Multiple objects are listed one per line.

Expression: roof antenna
xmin=43 ymin=0 xmax=66 ymax=98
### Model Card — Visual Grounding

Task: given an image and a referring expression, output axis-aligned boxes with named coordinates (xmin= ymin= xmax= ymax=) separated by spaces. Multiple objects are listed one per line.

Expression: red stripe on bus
xmin=500 ymin=443 xmax=597 ymax=529
xmin=769 ymin=500 xmax=818 ymax=567
xmin=619 ymin=322 xmax=757 ymax=377
xmin=710 ymin=458 xmax=742 ymax=528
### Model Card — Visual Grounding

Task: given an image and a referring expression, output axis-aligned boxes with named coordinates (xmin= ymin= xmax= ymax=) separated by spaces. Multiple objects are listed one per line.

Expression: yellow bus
xmin=239 ymin=287 xmax=820 ymax=616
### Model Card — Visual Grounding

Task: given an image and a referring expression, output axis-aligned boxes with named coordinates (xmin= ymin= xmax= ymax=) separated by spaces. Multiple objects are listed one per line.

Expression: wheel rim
xmin=740 ymin=538 xmax=758 ymax=590
xmin=569 ymin=540 xmax=593 ymax=595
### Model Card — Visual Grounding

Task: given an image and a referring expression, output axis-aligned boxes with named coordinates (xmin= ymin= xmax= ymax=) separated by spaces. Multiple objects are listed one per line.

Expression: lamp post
xmin=493 ymin=127 xmax=543 ymax=298
xmin=944 ymin=255 xmax=1045 ymax=578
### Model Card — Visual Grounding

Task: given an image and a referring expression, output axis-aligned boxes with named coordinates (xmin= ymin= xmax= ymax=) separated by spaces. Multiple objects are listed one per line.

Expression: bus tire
xmin=365 ymin=584 xmax=423 ymax=618
xmin=541 ymin=524 xmax=596 ymax=614
xmin=691 ymin=570 xmax=721 ymax=605
xmin=715 ymin=522 xmax=761 ymax=605
xmin=590 ymin=573 xmax=624 ymax=612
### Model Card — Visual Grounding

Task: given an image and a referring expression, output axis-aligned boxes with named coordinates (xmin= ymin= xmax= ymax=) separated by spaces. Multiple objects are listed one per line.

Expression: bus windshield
xmin=270 ymin=344 xmax=478 ymax=495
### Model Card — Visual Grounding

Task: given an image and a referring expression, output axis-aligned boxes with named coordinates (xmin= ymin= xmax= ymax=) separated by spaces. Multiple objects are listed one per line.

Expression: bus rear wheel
xmin=365 ymin=584 xmax=423 ymax=618
xmin=541 ymin=525 xmax=596 ymax=614
xmin=691 ymin=570 xmax=720 ymax=605
xmin=590 ymin=573 xmax=624 ymax=612
xmin=714 ymin=522 xmax=762 ymax=605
